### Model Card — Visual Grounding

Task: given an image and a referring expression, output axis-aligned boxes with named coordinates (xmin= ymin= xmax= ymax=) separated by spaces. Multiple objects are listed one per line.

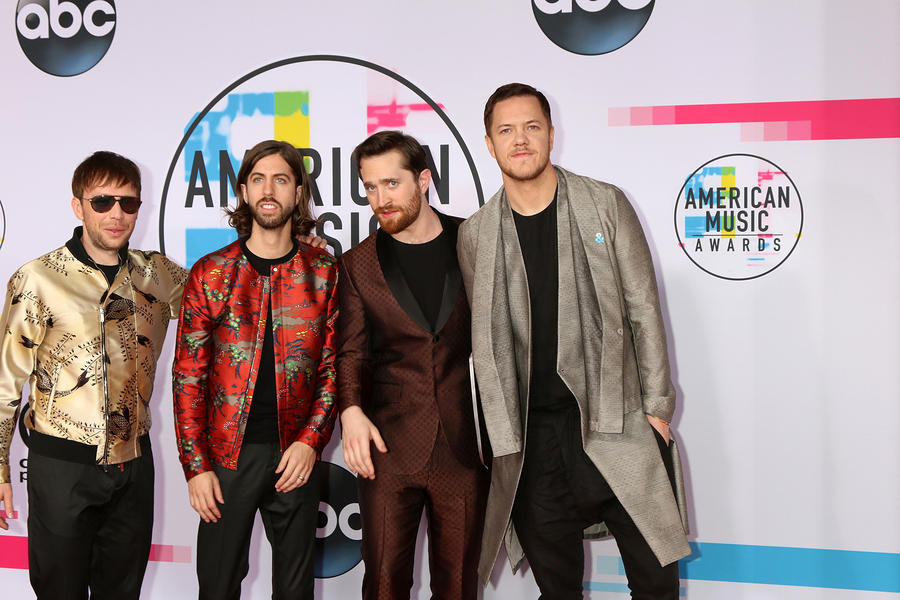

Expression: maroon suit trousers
xmin=358 ymin=427 xmax=489 ymax=600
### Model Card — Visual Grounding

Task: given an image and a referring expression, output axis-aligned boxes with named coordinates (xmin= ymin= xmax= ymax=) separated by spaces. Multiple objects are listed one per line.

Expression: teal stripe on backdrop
xmin=590 ymin=542 xmax=900 ymax=593
xmin=679 ymin=542 xmax=900 ymax=592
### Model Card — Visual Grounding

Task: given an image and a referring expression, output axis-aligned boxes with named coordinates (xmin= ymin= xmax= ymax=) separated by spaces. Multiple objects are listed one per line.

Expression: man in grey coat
xmin=457 ymin=83 xmax=691 ymax=600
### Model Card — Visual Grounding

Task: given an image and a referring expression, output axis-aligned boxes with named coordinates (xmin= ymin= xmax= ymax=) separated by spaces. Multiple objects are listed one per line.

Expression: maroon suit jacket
xmin=335 ymin=212 xmax=482 ymax=475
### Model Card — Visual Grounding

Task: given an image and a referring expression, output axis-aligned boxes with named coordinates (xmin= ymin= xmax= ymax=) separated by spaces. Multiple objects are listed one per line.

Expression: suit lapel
xmin=433 ymin=212 xmax=462 ymax=334
xmin=376 ymin=228 xmax=433 ymax=333
xmin=375 ymin=211 xmax=462 ymax=335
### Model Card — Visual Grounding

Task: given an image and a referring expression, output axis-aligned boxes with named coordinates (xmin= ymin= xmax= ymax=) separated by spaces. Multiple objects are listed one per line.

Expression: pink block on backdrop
xmin=787 ymin=120 xmax=812 ymax=140
xmin=148 ymin=544 xmax=192 ymax=564
xmin=608 ymin=107 xmax=631 ymax=126
xmin=764 ymin=121 xmax=789 ymax=141
xmin=741 ymin=122 xmax=765 ymax=142
xmin=651 ymin=105 xmax=677 ymax=125
xmin=0 ymin=535 xmax=29 ymax=569
xmin=630 ymin=106 xmax=653 ymax=126
xmin=173 ymin=546 xmax=192 ymax=563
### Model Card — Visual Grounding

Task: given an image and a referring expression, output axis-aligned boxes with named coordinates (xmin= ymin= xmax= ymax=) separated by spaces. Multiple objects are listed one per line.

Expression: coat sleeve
xmin=296 ymin=260 xmax=340 ymax=456
xmin=333 ymin=256 xmax=373 ymax=415
xmin=456 ymin=221 xmax=477 ymax=310
xmin=0 ymin=269 xmax=43 ymax=483
xmin=610 ymin=187 xmax=677 ymax=423
xmin=171 ymin=261 xmax=216 ymax=480
xmin=158 ymin=255 xmax=188 ymax=320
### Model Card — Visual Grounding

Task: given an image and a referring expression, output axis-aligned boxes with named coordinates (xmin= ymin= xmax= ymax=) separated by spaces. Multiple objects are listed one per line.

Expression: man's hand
xmin=298 ymin=233 xmax=328 ymax=250
xmin=0 ymin=483 xmax=13 ymax=530
xmin=275 ymin=441 xmax=317 ymax=493
xmin=188 ymin=471 xmax=224 ymax=523
xmin=647 ymin=415 xmax=670 ymax=447
xmin=341 ymin=406 xmax=387 ymax=479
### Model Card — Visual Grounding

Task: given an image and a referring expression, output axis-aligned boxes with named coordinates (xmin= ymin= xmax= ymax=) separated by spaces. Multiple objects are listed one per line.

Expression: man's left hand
xmin=274 ymin=441 xmax=316 ymax=492
xmin=647 ymin=415 xmax=670 ymax=446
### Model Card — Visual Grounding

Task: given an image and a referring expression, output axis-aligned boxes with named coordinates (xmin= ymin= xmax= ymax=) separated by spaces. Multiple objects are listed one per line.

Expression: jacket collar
xmin=66 ymin=226 xmax=129 ymax=269
xmin=375 ymin=209 xmax=462 ymax=334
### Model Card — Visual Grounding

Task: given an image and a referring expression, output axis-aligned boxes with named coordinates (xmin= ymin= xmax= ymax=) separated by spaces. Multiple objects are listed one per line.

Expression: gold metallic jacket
xmin=0 ymin=229 xmax=187 ymax=482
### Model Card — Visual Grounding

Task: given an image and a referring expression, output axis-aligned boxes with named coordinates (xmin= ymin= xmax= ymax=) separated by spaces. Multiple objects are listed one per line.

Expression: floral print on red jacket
xmin=173 ymin=239 xmax=338 ymax=479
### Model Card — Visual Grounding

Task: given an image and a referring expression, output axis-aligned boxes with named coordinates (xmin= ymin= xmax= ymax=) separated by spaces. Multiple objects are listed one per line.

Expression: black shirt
xmin=512 ymin=191 xmax=577 ymax=412
xmin=241 ymin=238 xmax=300 ymax=443
xmin=390 ymin=230 xmax=448 ymax=332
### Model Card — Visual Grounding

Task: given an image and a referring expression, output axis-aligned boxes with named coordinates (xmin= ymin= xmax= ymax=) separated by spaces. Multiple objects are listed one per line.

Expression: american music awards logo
xmin=532 ymin=0 xmax=654 ymax=55
xmin=674 ymin=154 xmax=803 ymax=280
xmin=157 ymin=55 xmax=484 ymax=266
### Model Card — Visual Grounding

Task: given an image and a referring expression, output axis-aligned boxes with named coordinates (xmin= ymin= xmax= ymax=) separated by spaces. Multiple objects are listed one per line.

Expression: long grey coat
xmin=457 ymin=166 xmax=691 ymax=584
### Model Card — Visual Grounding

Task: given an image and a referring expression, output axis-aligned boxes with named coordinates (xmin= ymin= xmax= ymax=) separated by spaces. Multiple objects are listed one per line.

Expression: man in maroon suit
xmin=335 ymin=130 xmax=488 ymax=600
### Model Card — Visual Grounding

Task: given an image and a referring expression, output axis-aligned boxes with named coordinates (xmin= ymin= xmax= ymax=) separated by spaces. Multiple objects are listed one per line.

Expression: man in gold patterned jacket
xmin=0 ymin=151 xmax=188 ymax=600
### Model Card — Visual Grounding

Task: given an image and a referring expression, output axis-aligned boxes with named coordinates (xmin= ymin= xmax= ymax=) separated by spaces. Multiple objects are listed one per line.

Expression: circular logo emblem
xmin=158 ymin=55 xmax=484 ymax=265
xmin=16 ymin=0 xmax=117 ymax=77
xmin=0 ymin=196 xmax=6 ymax=254
xmin=532 ymin=0 xmax=654 ymax=55
xmin=675 ymin=154 xmax=803 ymax=280
xmin=17 ymin=400 xmax=30 ymax=447
xmin=315 ymin=462 xmax=362 ymax=578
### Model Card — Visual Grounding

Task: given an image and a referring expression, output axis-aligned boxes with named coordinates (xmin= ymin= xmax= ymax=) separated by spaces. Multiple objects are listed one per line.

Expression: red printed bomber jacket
xmin=172 ymin=239 xmax=338 ymax=480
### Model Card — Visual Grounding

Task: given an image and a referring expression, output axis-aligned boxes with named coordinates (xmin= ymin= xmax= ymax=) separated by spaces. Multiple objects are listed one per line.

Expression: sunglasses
xmin=83 ymin=195 xmax=143 ymax=214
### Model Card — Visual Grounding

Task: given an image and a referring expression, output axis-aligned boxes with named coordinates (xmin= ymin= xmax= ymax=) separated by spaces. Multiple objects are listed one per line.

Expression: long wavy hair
xmin=225 ymin=140 xmax=315 ymax=237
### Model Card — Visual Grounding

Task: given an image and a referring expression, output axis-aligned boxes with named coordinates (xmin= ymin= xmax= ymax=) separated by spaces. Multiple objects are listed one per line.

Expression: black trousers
xmin=27 ymin=442 xmax=154 ymax=600
xmin=195 ymin=443 xmax=321 ymax=600
xmin=511 ymin=408 xmax=679 ymax=600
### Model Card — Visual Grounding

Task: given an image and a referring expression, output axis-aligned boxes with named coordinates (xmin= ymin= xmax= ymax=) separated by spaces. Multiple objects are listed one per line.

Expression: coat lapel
xmin=433 ymin=212 xmax=462 ymax=334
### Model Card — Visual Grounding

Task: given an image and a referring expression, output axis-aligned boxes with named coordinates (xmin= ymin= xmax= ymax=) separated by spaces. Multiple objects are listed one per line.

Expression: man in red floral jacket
xmin=173 ymin=140 xmax=338 ymax=600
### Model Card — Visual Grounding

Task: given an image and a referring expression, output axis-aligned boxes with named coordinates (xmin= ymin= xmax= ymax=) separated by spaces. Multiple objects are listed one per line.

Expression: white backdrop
xmin=2 ymin=1 xmax=899 ymax=598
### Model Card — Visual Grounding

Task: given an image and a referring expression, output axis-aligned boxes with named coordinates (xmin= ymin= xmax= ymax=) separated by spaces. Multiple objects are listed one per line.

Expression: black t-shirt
xmin=98 ymin=263 xmax=120 ymax=288
xmin=390 ymin=230 xmax=448 ymax=332
xmin=512 ymin=191 xmax=577 ymax=412
xmin=241 ymin=238 xmax=299 ymax=443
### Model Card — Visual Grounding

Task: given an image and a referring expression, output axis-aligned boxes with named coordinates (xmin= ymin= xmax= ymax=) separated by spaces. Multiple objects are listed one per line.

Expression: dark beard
xmin=377 ymin=187 xmax=422 ymax=235
xmin=250 ymin=201 xmax=292 ymax=231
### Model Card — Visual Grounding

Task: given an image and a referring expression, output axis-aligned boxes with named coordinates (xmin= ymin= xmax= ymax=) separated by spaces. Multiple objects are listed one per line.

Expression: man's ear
xmin=418 ymin=169 xmax=432 ymax=195
xmin=71 ymin=197 xmax=85 ymax=221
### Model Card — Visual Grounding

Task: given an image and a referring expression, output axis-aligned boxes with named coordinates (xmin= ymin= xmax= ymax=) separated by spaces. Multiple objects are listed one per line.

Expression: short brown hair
xmin=226 ymin=140 xmax=315 ymax=237
xmin=351 ymin=130 xmax=428 ymax=180
xmin=483 ymin=83 xmax=552 ymax=134
xmin=71 ymin=151 xmax=141 ymax=198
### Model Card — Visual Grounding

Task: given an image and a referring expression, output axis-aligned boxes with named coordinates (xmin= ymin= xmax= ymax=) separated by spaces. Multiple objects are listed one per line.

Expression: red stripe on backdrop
xmin=0 ymin=535 xmax=28 ymax=569
xmin=609 ymin=98 xmax=900 ymax=140
xmin=0 ymin=537 xmax=192 ymax=569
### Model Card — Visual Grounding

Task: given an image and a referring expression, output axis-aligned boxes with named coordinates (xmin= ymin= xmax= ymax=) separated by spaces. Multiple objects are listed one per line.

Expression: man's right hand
xmin=188 ymin=471 xmax=224 ymax=523
xmin=340 ymin=406 xmax=388 ymax=480
xmin=0 ymin=483 xmax=13 ymax=530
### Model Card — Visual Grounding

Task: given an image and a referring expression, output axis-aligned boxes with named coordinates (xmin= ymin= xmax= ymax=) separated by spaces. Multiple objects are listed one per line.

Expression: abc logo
xmin=532 ymin=0 xmax=654 ymax=56
xmin=315 ymin=461 xmax=362 ymax=578
xmin=16 ymin=0 xmax=117 ymax=77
